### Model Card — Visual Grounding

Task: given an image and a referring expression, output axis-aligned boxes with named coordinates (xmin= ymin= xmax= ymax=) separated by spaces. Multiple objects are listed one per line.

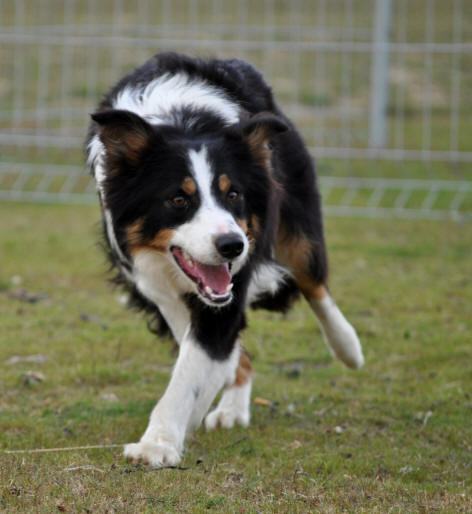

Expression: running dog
xmin=86 ymin=52 xmax=364 ymax=468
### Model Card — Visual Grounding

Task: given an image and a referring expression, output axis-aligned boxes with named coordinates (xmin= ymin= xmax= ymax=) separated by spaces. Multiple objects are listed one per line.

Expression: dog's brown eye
xmin=227 ymin=190 xmax=239 ymax=201
xmin=172 ymin=195 xmax=187 ymax=208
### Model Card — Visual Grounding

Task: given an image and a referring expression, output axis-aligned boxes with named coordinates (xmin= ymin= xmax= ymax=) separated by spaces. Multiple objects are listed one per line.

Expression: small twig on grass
xmin=3 ymin=443 xmax=123 ymax=454
xmin=61 ymin=465 xmax=105 ymax=473
xmin=224 ymin=436 xmax=248 ymax=449
xmin=138 ymin=497 xmax=167 ymax=504
xmin=420 ymin=410 xmax=433 ymax=431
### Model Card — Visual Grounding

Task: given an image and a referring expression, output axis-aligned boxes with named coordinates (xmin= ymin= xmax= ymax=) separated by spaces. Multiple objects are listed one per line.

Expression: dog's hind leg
xmin=304 ymin=283 xmax=364 ymax=369
xmin=276 ymin=230 xmax=364 ymax=370
xmin=205 ymin=347 xmax=252 ymax=430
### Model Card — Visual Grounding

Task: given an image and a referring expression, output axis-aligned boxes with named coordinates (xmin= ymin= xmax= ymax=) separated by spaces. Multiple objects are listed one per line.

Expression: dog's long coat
xmin=86 ymin=53 xmax=364 ymax=467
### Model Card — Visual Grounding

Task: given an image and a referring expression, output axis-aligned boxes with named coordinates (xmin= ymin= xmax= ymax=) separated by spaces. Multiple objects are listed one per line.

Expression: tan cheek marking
xmin=236 ymin=218 xmax=248 ymax=234
xmin=126 ymin=218 xmax=145 ymax=247
xmin=181 ymin=177 xmax=197 ymax=195
xmin=147 ymin=229 xmax=175 ymax=253
xmin=248 ymin=215 xmax=260 ymax=239
xmin=249 ymin=214 xmax=261 ymax=238
xmin=128 ymin=225 xmax=174 ymax=256
xmin=244 ymin=215 xmax=260 ymax=254
xmin=233 ymin=349 xmax=252 ymax=387
xmin=218 ymin=173 xmax=231 ymax=194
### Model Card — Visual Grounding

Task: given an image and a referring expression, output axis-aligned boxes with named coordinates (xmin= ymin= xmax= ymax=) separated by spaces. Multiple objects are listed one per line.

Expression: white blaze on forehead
xmin=187 ymin=146 xmax=237 ymax=232
xmin=187 ymin=146 xmax=215 ymax=208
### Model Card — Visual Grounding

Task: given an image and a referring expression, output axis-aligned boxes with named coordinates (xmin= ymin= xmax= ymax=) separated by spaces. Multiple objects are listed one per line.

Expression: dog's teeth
xmin=183 ymin=251 xmax=193 ymax=267
xmin=226 ymin=283 xmax=234 ymax=293
xmin=204 ymin=286 xmax=213 ymax=295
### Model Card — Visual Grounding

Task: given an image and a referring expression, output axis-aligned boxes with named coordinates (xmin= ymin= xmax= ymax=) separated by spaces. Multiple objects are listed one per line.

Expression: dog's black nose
xmin=215 ymin=233 xmax=245 ymax=259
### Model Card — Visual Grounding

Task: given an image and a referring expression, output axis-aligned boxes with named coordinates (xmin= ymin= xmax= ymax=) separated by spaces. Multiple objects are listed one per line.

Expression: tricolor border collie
xmin=86 ymin=52 xmax=364 ymax=468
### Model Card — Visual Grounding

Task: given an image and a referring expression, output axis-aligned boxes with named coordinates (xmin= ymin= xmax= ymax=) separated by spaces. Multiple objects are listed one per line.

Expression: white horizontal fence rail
xmin=321 ymin=176 xmax=472 ymax=221
xmin=1 ymin=164 xmax=470 ymax=222
xmin=0 ymin=0 xmax=470 ymax=221
xmin=2 ymin=32 xmax=472 ymax=53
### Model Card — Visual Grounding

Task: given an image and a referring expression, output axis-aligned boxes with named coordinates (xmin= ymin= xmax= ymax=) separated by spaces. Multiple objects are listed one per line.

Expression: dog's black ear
xmin=240 ymin=112 xmax=288 ymax=144
xmin=91 ymin=109 xmax=155 ymax=165
xmin=236 ymin=112 xmax=288 ymax=167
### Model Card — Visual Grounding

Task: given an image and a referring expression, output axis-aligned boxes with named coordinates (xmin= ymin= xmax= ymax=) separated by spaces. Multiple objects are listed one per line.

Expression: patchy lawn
xmin=0 ymin=203 xmax=471 ymax=512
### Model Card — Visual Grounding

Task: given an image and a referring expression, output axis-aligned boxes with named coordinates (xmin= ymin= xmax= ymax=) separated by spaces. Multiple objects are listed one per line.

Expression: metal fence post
xmin=369 ymin=0 xmax=393 ymax=148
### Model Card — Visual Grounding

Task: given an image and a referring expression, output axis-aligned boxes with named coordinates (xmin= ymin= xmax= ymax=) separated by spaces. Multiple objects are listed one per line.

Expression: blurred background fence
xmin=0 ymin=0 xmax=471 ymax=220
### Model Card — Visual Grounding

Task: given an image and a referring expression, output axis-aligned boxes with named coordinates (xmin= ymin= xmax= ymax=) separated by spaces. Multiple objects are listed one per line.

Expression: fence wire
xmin=1 ymin=0 xmax=471 ymax=220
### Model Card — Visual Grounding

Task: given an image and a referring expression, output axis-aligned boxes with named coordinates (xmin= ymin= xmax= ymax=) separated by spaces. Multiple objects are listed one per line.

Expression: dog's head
xmin=91 ymin=109 xmax=287 ymax=307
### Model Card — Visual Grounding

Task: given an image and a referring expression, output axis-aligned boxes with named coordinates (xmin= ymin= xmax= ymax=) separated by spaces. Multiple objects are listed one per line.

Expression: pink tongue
xmin=194 ymin=261 xmax=231 ymax=294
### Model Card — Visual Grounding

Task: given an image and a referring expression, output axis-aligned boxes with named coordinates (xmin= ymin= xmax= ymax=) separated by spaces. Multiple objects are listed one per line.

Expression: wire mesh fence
xmin=1 ymin=0 xmax=471 ymax=220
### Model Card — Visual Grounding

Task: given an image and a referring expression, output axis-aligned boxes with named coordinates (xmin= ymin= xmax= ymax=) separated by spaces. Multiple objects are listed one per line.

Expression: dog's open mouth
xmin=171 ymin=246 xmax=233 ymax=304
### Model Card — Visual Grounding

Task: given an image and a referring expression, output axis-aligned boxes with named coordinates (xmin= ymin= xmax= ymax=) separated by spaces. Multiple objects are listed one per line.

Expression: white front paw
xmin=124 ymin=440 xmax=181 ymax=468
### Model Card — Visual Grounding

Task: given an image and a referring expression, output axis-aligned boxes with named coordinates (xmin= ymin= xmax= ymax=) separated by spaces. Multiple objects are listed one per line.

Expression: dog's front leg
xmin=124 ymin=330 xmax=240 ymax=468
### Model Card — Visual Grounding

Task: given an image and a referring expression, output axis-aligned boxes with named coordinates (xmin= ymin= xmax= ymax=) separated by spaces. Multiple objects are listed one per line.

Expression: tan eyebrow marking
xmin=218 ymin=173 xmax=231 ymax=194
xmin=181 ymin=176 xmax=197 ymax=195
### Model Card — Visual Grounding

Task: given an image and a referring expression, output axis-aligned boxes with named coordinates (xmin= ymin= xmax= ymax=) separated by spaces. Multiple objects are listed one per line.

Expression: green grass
xmin=0 ymin=203 xmax=471 ymax=512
